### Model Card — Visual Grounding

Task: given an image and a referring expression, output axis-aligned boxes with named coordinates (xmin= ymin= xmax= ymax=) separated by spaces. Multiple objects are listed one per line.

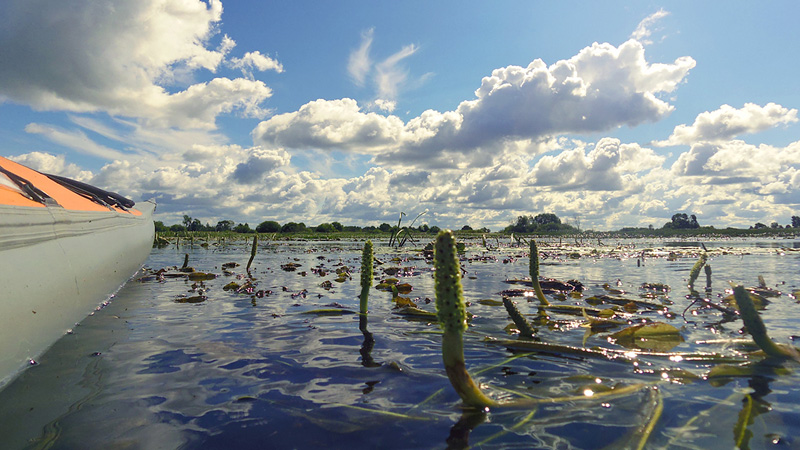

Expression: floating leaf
xmin=188 ymin=272 xmax=216 ymax=281
xmin=395 ymin=283 xmax=413 ymax=294
xmin=383 ymin=267 xmax=401 ymax=276
xmin=580 ymin=309 xmax=626 ymax=331
xmin=393 ymin=305 xmax=437 ymax=319
xmin=281 ymin=262 xmax=302 ymax=271
xmin=301 ymin=308 xmax=357 ymax=316
xmin=478 ymin=299 xmax=504 ymax=306
xmin=174 ymin=295 xmax=206 ymax=304
xmin=223 ymin=281 xmax=240 ymax=291
xmin=611 ymin=322 xmax=684 ymax=352
xmin=722 ymin=291 xmax=769 ymax=310
xmin=393 ymin=296 xmax=416 ymax=308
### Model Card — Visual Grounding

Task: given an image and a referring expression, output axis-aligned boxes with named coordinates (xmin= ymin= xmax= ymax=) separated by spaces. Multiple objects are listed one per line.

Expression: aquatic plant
xmin=687 ymin=251 xmax=707 ymax=291
xmin=733 ymin=285 xmax=800 ymax=361
xmin=502 ymin=297 xmax=536 ymax=339
xmin=529 ymin=240 xmax=550 ymax=306
xmin=360 ymin=240 xmax=373 ymax=315
xmin=434 ymin=230 xmax=498 ymax=408
xmin=246 ymin=234 xmax=258 ymax=273
xmin=389 ymin=211 xmax=426 ymax=247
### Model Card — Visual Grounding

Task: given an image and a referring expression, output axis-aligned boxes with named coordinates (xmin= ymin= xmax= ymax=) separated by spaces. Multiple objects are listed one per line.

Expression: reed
xmin=529 ymin=240 xmax=550 ymax=306
xmin=246 ymin=233 xmax=258 ymax=273
xmin=687 ymin=251 xmax=707 ymax=291
xmin=733 ymin=285 xmax=799 ymax=361
xmin=360 ymin=240 xmax=373 ymax=315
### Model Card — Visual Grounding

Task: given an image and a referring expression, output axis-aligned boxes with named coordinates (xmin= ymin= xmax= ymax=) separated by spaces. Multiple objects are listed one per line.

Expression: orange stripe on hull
xmin=0 ymin=156 xmax=141 ymax=215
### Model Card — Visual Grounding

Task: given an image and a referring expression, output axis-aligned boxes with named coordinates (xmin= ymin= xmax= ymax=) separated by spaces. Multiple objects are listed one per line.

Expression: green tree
xmin=664 ymin=213 xmax=700 ymax=229
xmin=378 ymin=223 xmax=392 ymax=232
xmin=792 ymin=216 xmax=800 ymax=228
xmin=331 ymin=221 xmax=344 ymax=231
xmin=533 ymin=213 xmax=561 ymax=226
xmin=234 ymin=223 xmax=254 ymax=233
xmin=256 ymin=220 xmax=281 ymax=233
xmin=281 ymin=222 xmax=307 ymax=232
xmin=154 ymin=221 xmax=168 ymax=233
xmin=315 ymin=223 xmax=336 ymax=233
xmin=215 ymin=220 xmax=235 ymax=232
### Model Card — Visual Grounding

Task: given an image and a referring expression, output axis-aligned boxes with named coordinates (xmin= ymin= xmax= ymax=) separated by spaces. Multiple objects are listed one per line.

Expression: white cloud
xmin=348 ymin=28 xmax=374 ymax=86
xmin=24 ymin=122 xmax=130 ymax=160
xmin=229 ymin=51 xmax=284 ymax=77
xmin=231 ymin=147 xmax=291 ymax=184
xmin=0 ymin=0 xmax=274 ymax=129
xmin=374 ymin=43 xmax=418 ymax=101
xmin=630 ymin=9 xmax=670 ymax=45
xmin=528 ymin=138 xmax=663 ymax=192
xmin=253 ymin=98 xmax=405 ymax=152
xmin=8 ymin=152 xmax=93 ymax=181
xmin=658 ymin=103 xmax=798 ymax=146
xmin=347 ymin=28 xmax=423 ymax=108
xmin=256 ymin=39 xmax=695 ymax=169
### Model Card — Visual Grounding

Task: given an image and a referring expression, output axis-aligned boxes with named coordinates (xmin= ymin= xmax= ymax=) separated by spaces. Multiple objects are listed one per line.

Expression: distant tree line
xmin=503 ymin=213 xmax=579 ymax=234
xmin=154 ymin=215 xmax=471 ymax=235
xmin=154 ymin=213 xmax=800 ymax=235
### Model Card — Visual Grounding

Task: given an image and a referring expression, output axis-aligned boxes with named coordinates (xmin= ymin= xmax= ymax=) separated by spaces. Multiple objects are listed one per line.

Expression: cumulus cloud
xmin=658 ymin=103 xmax=798 ymax=146
xmin=231 ymin=147 xmax=291 ymax=184
xmin=229 ymin=51 xmax=284 ymax=76
xmin=0 ymin=0 xmax=276 ymax=129
xmin=8 ymin=152 xmax=93 ymax=180
xmin=672 ymin=139 xmax=800 ymax=180
xmin=529 ymin=138 xmax=664 ymax=191
xmin=256 ymin=39 xmax=695 ymax=168
xmin=253 ymin=98 xmax=405 ymax=152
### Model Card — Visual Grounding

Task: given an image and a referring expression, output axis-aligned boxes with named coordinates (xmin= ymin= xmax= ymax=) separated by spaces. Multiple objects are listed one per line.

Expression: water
xmin=1 ymin=237 xmax=799 ymax=449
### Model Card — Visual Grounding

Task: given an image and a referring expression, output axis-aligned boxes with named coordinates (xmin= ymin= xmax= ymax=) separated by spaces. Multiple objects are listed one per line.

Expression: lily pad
xmin=610 ymin=322 xmax=684 ymax=352
xmin=722 ymin=291 xmax=769 ymax=310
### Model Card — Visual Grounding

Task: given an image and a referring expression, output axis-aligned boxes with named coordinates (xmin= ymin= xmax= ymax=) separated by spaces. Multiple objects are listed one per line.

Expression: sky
xmin=1 ymin=1 xmax=799 ymax=231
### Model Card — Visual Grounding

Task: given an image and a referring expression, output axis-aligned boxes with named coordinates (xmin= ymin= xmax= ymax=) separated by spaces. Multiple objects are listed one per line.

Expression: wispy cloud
xmin=348 ymin=28 xmax=374 ymax=86
xmin=347 ymin=28 xmax=422 ymax=111
xmin=630 ymin=9 xmax=670 ymax=45
xmin=24 ymin=123 xmax=129 ymax=160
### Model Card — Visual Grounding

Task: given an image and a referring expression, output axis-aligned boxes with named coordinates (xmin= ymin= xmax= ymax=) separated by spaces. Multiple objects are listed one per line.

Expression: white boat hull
xmin=0 ymin=200 xmax=155 ymax=389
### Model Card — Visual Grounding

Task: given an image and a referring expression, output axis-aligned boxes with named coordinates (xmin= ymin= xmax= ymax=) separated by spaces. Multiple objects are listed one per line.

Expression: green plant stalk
xmin=435 ymin=230 xmax=497 ymax=408
xmin=704 ymin=264 xmax=712 ymax=291
xmin=687 ymin=252 xmax=707 ymax=291
xmin=733 ymin=393 xmax=753 ymax=449
xmin=529 ymin=240 xmax=550 ymax=306
xmin=246 ymin=233 xmax=258 ymax=272
xmin=733 ymin=285 xmax=797 ymax=359
xmin=502 ymin=297 xmax=536 ymax=338
xmin=635 ymin=387 xmax=663 ymax=450
xmin=360 ymin=240 xmax=373 ymax=315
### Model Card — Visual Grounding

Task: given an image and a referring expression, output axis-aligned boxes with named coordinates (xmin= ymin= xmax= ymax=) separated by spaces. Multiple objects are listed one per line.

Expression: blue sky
xmin=2 ymin=1 xmax=799 ymax=230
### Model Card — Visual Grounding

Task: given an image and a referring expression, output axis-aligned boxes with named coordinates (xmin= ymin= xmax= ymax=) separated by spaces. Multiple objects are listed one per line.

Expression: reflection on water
xmin=0 ymin=237 xmax=799 ymax=448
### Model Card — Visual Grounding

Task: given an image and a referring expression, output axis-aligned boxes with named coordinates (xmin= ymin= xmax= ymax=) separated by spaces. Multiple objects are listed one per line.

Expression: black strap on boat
xmin=0 ymin=163 xmax=61 ymax=207
xmin=45 ymin=173 xmax=135 ymax=210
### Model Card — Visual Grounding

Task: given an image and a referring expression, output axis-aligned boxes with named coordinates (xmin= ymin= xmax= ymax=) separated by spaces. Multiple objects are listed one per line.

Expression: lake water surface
xmin=1 ymin=236 xmax=799 ymax=449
